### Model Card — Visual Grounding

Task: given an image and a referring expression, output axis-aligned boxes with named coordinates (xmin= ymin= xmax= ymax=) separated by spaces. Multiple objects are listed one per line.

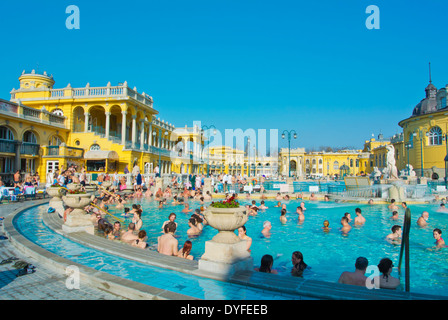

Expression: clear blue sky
xmin=0 ymin=0 xmax=447 ymax=151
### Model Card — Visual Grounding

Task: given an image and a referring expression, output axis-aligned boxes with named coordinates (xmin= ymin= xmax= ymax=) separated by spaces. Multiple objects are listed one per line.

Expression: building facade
xmin=398 ymin=81 xmax=448 ymax=179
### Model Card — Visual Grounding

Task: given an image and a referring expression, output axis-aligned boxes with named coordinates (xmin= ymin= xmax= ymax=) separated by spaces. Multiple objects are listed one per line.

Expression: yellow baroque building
xmin=279 ymin=148 xmax=370 ymax=178
xmin=2 ymin=70 xmax=206 ymax=183
xmin=398 ymin=81 xmax=448 ymax=179
xmin=207 ymin=146 xmax=278 ymax=177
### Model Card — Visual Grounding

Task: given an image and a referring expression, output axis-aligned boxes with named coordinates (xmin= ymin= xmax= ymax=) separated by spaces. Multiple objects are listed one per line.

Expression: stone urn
xmin=62 ymin=193 xmax=95 ymax=234
xmin=66 ymin=183 xmax=81 ymax=192
xmin=101 ymin=181 xmax=112 ymax=189
xmin=198 ymin=206 xmax=253 ymax=277
xmin=46 ymin=186 xmax=62 ymax=201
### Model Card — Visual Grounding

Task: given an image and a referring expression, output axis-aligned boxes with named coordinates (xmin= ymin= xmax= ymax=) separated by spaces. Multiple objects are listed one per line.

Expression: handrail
xmin=398 ymin=207 xmax=411 ymax=292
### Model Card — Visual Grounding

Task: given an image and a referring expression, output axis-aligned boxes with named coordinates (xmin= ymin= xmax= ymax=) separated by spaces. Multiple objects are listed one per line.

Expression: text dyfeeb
xmin=224 ymin=304 xmax=268 ymax=315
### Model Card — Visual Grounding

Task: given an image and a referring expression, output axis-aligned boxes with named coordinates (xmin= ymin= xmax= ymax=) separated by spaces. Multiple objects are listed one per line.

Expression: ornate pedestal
xmin=62 ymin=193 xmax=95 ymax=234
xmin=198 ymin=206 xmax=253 ymax=277
xmin=46 ymin=187 xmax=65 ymax=216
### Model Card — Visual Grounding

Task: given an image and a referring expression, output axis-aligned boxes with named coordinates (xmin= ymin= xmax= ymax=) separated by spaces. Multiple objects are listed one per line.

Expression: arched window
xmin=428 ymin=126 xmax=443 ymax=146
xmin=0 ymin=126 xmax=14 ymax=140
xmin=51 ymin=109 xmax=64 ymax=117
xmin=90 ymin=144 xmax=101 ymax=151
xmin=318 ymin=159 xmax=323 ymax=164
xmin=23 ymin=131 xmax=37 ymax=144
xmin=350 ymin=159 xmax=353 ymax=167
xmin=333 ymin=161 xmax=339 ymax=170
xmin=48 ymin=135 xmax=62 ymax=146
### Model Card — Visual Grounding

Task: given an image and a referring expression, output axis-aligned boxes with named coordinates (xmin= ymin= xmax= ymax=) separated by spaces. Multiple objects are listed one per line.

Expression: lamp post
xmin=282 ymin=130 xmax=297 ymax=178
xmin=247 ymin=138 xmax=251 ymax=177
xmin=253 ymin=145 xmax=256 ymax=178
xmin=405 ymin=142 xmax=412 ymax=176
xmin=201 ymin=125 xmax=217 ymax=177
xmin=413 ymin=129 xmax=428 ymax=178
xmin=443 ymin=133 xmax=448 ymax=185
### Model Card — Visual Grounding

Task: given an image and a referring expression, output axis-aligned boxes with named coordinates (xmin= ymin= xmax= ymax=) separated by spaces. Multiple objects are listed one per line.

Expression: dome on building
xmin=412 ymin=82 xmax=438 ymax=116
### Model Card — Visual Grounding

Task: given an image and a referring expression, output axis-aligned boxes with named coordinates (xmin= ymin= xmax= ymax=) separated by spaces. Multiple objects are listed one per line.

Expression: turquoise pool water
xmin=108 ymin=198 xmax=448 ymax=297
xmin=13 ymin=205 xmax=303 ymax=300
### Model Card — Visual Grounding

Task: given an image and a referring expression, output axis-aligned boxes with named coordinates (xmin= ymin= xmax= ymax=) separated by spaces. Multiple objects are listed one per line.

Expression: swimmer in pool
xmin=340 ymin=216 xmax=351 ymax=234
xmin=261 ymin=221 xmax=272 ymax=238
xmin=386 ymin=225 xmax=402 ymax=244
xmin=437 ymin=204 xmax=448 ymax=213
xmin=322 ymin=220 xmax=330 ymax=233
xmin=280 ymin=209 xmax=287 ymax=224
xmin=390 ymin=211 xmax=399 ymax=221
xmin=433 ymin=228 xmax=446 ymax=248
xmin=354 ymin=208 xmax=365 ymax=226
xmin=417 ymin=211 xmax=429 ymax=227
xmin=388 ymin=199 xmax=398 ymax=211
xmin=297 ymin=207 xmax=305 ymax=223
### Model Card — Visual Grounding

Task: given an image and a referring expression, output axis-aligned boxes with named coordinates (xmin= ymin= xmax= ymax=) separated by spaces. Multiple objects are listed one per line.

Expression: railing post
xmin=398 ymin=207 xmax=411 ymax=292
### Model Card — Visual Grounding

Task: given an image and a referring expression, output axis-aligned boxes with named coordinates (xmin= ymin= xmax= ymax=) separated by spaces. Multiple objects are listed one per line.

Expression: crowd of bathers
xmin=53 ymin=169 xmax=448 ymax=292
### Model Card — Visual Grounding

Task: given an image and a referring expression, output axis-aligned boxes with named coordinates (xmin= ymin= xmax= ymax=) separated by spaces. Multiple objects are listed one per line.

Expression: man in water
xmin=158 ymin=222 xmax=179 ymax=256
xmin=354 ymin=208 xmax=365 ymax=225
xmin=390 ymin=211 xmax=399 ymax=221
xmin=261 ymin=221 xmax=272 ymax=237
xmin=121 ymin=222 xmax=138 ymax=244
xmin=340 ymin=216 xmax=351 ymax=234
xmin=181 ymin=203 xmax=193 ymax=213
xmin=417 ymin=211 xmax=429 ymax=227
xmin=297 ymin=206 xmax=305 ymax=222
xmin=388 ymin=199 xmax=398 ymax=211
xmin=337 ymin=257 xmax=369 ymax=287
xmin=437 ymin=204 xmax=448 ymax=213
xmin=386 ymin=225 xmax=402 ymax=243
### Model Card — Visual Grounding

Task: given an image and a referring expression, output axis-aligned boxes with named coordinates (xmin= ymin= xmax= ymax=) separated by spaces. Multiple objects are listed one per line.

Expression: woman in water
xmin=177 ymin=240 xmax=194 ymax=260
xmin=291 ymin=251 xmax=308 ymax=277
xmin=377 ymin=258 xmax=400 ymax=289
xmin=255 ymin=254 xmax=278 ymax=274
xmin=238 ymin=225 xmax=252 ymax=251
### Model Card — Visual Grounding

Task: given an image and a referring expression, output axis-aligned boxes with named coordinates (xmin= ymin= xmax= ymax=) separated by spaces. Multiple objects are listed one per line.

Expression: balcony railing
xmin=0 ymin=139 xmax=15 ymax=153
xmin=12 ymin=82 xmax=154 ymax=109
xmin=0 ymin=100 xmax=66 ymax=128
xmin=44 ymin=145 xmax=84 ymax=158
xmin=21 ymin=143 xmax=40 ymax=155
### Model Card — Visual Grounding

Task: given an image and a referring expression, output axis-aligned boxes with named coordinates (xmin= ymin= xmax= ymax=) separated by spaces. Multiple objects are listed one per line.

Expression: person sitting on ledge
xmin=158 ymin=222 xmax=178 ymax=256
xmin=132 ymin=230 xmax=148 ymax=249
xmin=121 ymin=222 xmax=138 ymax=244
xmin=177 ymin=240 xmax=194 ymax=260
xmin=337 ymin=256 xmax=368 ymax=287
xmin=377 ymin=258 xmax=400 ymax=290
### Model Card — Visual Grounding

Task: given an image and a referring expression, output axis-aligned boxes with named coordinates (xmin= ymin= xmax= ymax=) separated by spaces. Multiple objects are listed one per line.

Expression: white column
xmin=147 ymin=123 xmax=152 ymax=149
xmin=140 ymin=120 xmax=145 ymax=151
xmin=121 ymin=111 xmax=127 ymax=146
xmin=131 ymin=115 xmax=137 ymax=149
xmin=105 ymin=111 xmax=111 ymax=140
xmin=84 ymin=112 xmax=90 ymax=132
